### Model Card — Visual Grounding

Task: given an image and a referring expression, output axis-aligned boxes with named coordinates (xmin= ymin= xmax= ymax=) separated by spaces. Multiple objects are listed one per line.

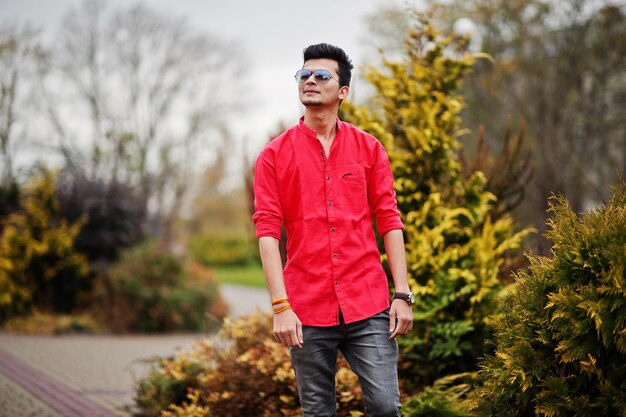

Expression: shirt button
xmin=331 ymin=227 xmax=335 ymax=232
xmin=326 ymin=176 xmax=330 ymax=180
xmin=328 ymin=202 xmax=333 ymax=206
xmin=332 ymin=253 xmax=337 ymax=258
xmin=335 ymin=281 xmax=339 ymax=285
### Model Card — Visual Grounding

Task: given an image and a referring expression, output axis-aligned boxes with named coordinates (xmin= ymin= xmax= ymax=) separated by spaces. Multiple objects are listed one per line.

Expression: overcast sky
xmin=1 ymin=0 xmax=428 ymax=159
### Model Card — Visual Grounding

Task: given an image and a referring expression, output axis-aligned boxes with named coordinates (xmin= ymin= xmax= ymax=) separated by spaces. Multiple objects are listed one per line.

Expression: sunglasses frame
xmin=294 ymin=69 xmax=340 ymax=84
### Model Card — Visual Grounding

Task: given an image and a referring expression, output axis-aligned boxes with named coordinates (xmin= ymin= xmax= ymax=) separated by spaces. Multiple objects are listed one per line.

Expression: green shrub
xmin=470 ymin=182 xmax=626 ymax=416
xmin=0 ymin=173 xmax=89 ymax=321
xmin=189 ymin=233 xmax=255 ymax=267
xmin=135 ymin=312 xmax=365 ymax=417
xmin=96 ymin=241 xmax=227 ymax=333
xmin=401 ymin=373 xmax=474 ymax=417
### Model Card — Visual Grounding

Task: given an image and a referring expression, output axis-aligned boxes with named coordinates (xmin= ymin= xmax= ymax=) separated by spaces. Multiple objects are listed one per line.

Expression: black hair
xmin=303 ymin=43 xmax=353 ymax=87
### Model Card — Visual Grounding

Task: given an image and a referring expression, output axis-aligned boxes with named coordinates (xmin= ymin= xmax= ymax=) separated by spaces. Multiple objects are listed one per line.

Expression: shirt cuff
xmin=376 ymin=215 xmax=404 ymax=236
xmin=253 ymin=212 xmax=282 ymax=240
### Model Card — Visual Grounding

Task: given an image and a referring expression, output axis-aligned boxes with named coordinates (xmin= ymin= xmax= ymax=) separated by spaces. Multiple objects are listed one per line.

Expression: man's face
xmin=298 ymin=58 xmax=348 ymax=107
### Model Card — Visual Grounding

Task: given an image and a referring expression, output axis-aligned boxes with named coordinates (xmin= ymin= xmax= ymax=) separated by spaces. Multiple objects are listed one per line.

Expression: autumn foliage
xmin=135 ymin=312 xmax=366 ymax=417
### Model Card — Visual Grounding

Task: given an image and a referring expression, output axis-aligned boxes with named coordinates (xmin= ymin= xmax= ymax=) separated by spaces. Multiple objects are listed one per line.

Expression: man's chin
xmin=302 ymin=100 xmax=323 ymax=107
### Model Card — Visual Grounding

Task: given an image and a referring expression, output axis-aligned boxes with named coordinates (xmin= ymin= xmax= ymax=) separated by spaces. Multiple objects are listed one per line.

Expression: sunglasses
xmin=294 ymin=69 xmax=340 ymax=84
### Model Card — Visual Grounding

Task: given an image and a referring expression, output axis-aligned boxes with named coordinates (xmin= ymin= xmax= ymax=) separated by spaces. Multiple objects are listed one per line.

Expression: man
xmin=252 ymin=43 xmax=413 ymax=417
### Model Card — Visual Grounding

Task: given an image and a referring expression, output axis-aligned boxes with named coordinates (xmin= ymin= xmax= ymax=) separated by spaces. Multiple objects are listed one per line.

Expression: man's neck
xmin=303 ymin=108 xmax=338 ymax=142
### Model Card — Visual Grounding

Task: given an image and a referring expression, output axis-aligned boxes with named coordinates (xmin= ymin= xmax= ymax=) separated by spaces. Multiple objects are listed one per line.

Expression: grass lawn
xmin=213 ymin=263 xmax=267 ymax=288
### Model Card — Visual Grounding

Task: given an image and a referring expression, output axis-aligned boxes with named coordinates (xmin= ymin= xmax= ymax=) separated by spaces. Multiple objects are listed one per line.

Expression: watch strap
xmin=393 ymin=292 xmax=414 ymax=305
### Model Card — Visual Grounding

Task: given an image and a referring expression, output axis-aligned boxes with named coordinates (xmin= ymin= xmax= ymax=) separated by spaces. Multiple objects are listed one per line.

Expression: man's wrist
xmin=393 ymin=291 xmax=415 ymax=306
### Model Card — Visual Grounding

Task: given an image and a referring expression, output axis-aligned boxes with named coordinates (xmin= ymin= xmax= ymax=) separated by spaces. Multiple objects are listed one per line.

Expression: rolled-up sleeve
xmin=368 ymin=142 xmax=404 ymax=236
xmin=252 ymin=149 xmax=283 ymax=240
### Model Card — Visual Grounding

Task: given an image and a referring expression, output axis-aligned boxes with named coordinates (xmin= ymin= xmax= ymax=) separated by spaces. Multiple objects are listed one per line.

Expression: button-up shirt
xmin=253 ymin=117 xmax=403 ymax=326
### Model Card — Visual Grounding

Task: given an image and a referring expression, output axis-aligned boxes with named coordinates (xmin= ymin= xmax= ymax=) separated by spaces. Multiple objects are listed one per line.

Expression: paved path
xmin=220 ymin=283 xmax=271 ymax=317
xmin=0 ymin=284 xmax=270 ymax=417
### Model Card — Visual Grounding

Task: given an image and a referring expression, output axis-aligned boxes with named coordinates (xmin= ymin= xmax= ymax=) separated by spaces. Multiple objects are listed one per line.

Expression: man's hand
xmin=273 ymin=309 xmax=304 ymax=349
xmin=389 ymin=299 xmax=413 ymax=340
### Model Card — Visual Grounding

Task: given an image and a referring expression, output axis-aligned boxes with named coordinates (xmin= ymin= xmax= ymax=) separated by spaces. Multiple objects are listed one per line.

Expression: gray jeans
xmin=290 ymin=309 xmax=401 ymax=417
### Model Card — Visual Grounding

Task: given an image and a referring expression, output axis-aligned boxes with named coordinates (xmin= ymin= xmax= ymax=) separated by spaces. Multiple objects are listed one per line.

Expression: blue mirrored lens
xmin=295 ymin=69 xmax=312 ymax=83
xmin=294 ymin=69 xmax=335 ymax=83
xmin=313 ymin=70 xmax=332 ymax=81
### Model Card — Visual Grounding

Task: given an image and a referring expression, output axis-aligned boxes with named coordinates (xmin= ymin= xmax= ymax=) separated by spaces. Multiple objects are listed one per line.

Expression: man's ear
xmin=338 ymin=85 xmax=350 ymax=100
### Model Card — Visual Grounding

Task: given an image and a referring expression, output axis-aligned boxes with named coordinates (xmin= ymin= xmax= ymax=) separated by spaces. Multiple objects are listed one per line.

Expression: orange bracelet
xmin=273 ymin=305 xmax=292 ymax=314
xmin=272 ymin=297 xmax=289 ymax=306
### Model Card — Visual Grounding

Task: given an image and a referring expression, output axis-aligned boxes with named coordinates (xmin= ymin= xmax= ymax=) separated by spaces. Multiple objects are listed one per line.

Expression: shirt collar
xmin=298 ymin=116 xmax=344 ymax=139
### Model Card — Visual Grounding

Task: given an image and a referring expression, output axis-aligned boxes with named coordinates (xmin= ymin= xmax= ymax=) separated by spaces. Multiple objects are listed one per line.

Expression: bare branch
xmin=43 ymin=0 xmax=247 ymax=240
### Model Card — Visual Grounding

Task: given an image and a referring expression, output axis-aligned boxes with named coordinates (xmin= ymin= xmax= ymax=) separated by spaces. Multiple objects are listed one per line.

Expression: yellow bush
xmin=0 ymin=173 xmax=88 ymax=322
xmin=341 ymin=19 xmax=533 ymax=395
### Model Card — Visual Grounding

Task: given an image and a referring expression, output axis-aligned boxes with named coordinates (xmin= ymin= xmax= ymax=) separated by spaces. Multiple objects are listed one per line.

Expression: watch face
xmin=408 ymin=293 xmax=415 ymax=304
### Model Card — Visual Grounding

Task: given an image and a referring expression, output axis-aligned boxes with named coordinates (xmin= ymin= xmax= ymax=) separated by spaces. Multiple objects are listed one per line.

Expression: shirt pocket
xmin=338 ymin=164 xmax=368 ymax=215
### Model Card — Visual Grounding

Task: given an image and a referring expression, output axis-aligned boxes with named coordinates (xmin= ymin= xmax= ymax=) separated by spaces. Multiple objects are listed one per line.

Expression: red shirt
xmin=253 ymin=117 xmax=403 ymax=326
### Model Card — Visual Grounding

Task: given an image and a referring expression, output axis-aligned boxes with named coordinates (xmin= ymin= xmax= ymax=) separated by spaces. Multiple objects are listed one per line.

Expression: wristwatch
xmin=393 ymin=292 xmax=415 ymax=306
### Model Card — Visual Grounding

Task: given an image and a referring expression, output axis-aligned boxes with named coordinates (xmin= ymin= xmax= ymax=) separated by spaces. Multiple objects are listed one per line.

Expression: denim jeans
xmin=290 ymin=309 xmax=401 ymax=417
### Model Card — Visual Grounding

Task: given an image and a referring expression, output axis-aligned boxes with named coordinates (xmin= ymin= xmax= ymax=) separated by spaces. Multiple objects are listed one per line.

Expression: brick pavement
xmin=0 ymin=348 xmax=116 ymax=417
xmin=0 ymin=372 xmax=63 ymax=417
xmin=0 ymin=284 xmax=270 ymax=417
